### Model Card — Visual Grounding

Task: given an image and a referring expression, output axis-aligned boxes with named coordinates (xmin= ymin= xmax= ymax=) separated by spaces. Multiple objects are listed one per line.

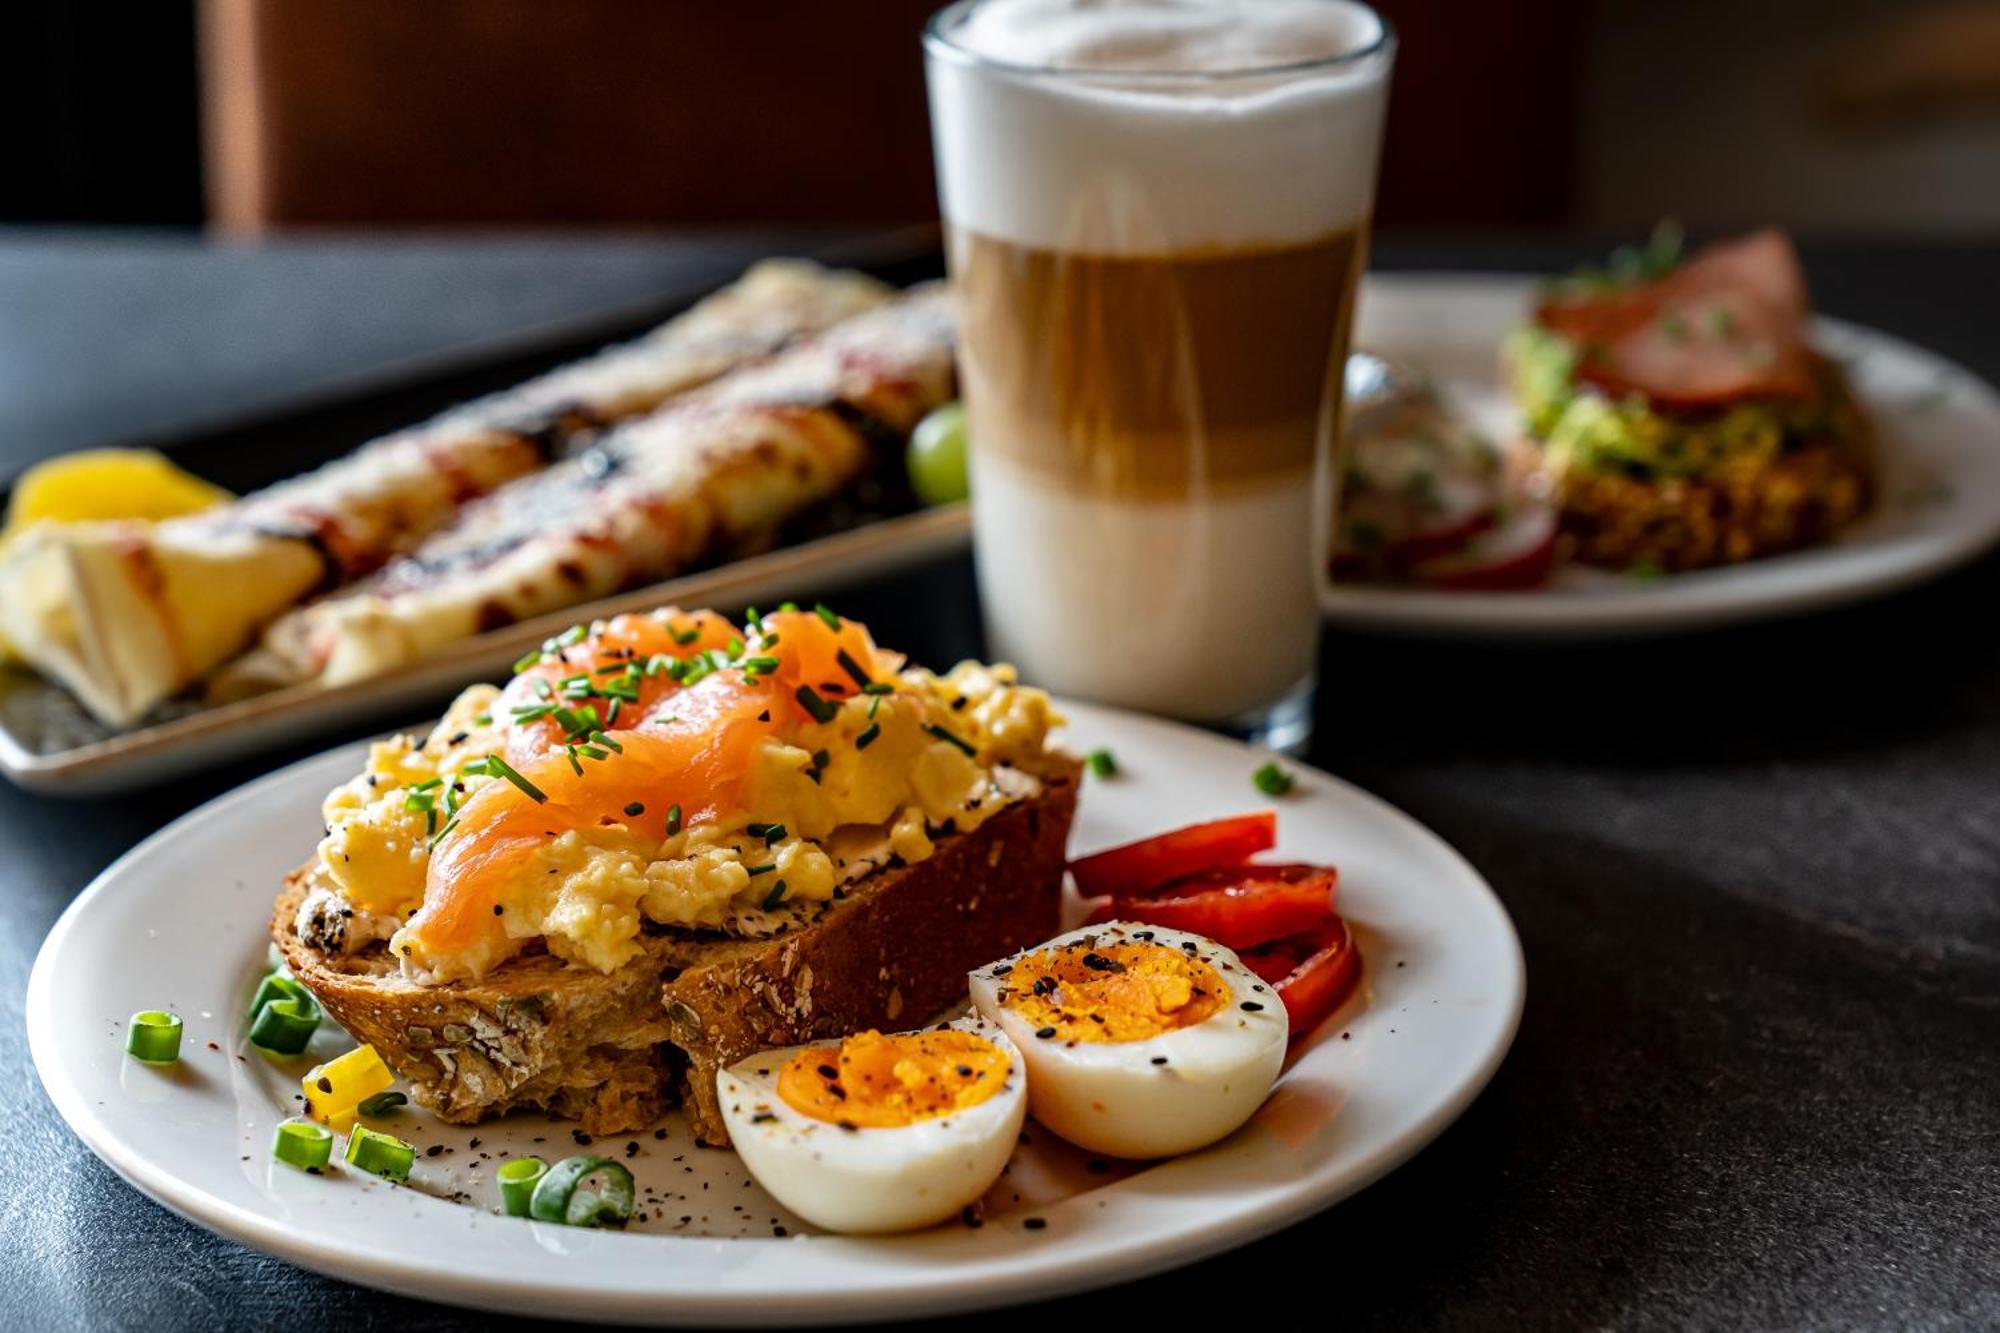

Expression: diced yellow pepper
xmin=300 ymin=1044 xmax=394 ymax=1130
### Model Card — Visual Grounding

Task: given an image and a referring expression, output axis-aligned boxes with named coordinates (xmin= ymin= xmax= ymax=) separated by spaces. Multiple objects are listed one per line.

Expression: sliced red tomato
xmin=1068 ymin=812 xmax=1277 ymax=900
xmin=1242 ymin=917 xmax=1362 ymax=1037
xmin=1097 ymin=864 xmax=1338 ymax=951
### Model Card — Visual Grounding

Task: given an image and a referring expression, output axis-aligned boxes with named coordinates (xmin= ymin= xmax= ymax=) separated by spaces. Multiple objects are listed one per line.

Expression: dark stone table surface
xmin=0 ymin=227 xmax=1994 ymax=1331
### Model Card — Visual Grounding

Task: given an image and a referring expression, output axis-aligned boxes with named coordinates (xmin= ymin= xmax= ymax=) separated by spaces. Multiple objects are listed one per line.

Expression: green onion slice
xmin=125 ymin=1010 xmax=182 ymax=1064
xmin=248 ymin=995 xmax=322 ymax=1055
xmin=357 ymin=1091 xmax=408 ymax=1117
xmin=528 ymin=1155 xmax=635 ymax=1228
xmin=272 ymin=1119 xmax=333 ymax=1171
xmin=344 ymin=1126 xmax=416 ymax=1182
xmin=498 ymin=1155 xmax=549 ymax=1218
xmin=246 ymin=970 xmax=309 ymax=1019
xmin=1085 ymin=748 xmax=1119 ymax=778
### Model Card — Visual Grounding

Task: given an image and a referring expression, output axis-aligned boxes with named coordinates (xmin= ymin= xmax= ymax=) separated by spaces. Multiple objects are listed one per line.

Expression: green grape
xmin=908 ymin=402 xmax=970 ymax=506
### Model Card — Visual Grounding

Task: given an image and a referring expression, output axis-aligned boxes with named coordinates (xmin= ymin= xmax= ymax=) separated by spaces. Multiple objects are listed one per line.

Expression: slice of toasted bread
xmin=274 ymin=756 xmax=1080 ymax=1145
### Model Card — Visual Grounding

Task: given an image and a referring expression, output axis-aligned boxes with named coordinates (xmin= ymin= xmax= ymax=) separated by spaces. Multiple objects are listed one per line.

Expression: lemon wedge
xmin=5 ymin=448 xmax=231 ymax=530
xmin=0 ymin=450 xmax=231 ymax=665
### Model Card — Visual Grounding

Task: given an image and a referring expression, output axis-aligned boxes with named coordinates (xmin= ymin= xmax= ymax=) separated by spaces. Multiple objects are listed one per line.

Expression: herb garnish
xmin=464 ymin=755 xmax=548 ymax=803
xmin=925 ymin=723 xmax=977 ymax=758
xmin=1251 ymin=761 xmax=1295 ymax=796
xmin=795 ymin=685 xmax=838 ymax=724
xmin=1085 ymin=749 xmax=1119 ymax=778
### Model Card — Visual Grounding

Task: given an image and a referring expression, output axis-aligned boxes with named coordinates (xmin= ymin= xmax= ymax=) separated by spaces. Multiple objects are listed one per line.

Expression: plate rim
xmin=1325 ymin=271 xmax=2000 ymax=637
xmin=29 ymin=700 xmax=1524 ymax=1324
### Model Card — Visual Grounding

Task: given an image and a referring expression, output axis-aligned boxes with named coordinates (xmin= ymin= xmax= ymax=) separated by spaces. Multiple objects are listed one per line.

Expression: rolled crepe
xmin=214 ymin=287 xmax=956 ymax=694
xmin=0 ymin=261 xmax=889 ymax=726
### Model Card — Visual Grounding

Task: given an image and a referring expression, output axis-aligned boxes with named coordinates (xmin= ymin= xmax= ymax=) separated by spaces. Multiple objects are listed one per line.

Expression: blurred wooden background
xmin=5 ymin=0 xmax=1998 ymax=234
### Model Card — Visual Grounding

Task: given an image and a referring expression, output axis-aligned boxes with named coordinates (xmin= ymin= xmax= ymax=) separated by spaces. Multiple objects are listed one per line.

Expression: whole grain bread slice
xmin=273 ymin=756 xmax=1079 ymax=1145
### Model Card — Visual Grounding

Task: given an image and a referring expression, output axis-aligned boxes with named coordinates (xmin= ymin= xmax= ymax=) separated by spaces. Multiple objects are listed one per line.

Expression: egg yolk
xmin=776 ymin=1029 xmax=1011 ymax=1128
xmin=1002 ymin=940 xmax=1230 ymax=1043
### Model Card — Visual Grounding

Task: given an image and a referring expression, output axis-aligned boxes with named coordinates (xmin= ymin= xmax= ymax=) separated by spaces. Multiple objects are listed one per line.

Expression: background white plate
xmin=1328 ymin=273 xmax=2000 ymax=636
xmin=29 ymin=702 xmax=1522 ymax=1326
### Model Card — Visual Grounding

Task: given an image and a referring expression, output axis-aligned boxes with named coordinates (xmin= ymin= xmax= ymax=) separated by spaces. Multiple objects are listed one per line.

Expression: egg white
xmin=968 ymin=922 xmax=1289 ymax=1159
xmin=716 ymin=1014 xmax=1027 ymax=1234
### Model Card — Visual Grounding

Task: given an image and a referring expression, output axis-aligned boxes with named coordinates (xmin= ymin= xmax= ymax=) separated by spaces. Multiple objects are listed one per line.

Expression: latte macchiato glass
xmin=924 ymin=0 xmax=1392 ymax=749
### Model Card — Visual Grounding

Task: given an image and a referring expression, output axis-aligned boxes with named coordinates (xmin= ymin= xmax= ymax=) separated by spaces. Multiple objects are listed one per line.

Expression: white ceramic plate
xmin=1328 ymin=274 xmax=2000 ymax=636
xmin=28 ymin=705 xmax=1522 ymax=1326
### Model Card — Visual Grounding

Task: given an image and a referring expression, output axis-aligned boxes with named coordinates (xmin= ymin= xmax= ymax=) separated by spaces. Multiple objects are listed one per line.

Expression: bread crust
xmin=273 ymin=756 xmax=1080 ymax=1145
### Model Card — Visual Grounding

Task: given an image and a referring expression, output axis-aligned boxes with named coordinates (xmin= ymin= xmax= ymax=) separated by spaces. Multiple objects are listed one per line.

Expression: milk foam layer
xmin=926 ymin=0 xmax=1390 ymax=254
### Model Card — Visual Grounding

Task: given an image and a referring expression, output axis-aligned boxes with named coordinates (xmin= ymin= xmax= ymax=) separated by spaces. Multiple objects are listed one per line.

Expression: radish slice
xmin=1412 ymin=503 xmax=1559 ymax=591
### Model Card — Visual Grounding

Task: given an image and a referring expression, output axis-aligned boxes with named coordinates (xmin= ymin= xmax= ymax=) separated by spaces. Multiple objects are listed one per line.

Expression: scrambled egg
xmin=313 ymin=661 xmax=1059 ymax=980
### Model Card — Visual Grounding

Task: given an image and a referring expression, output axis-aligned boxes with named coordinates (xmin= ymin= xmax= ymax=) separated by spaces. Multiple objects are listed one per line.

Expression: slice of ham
xmin=1535 ymin=229 xmax=1816 ymax=409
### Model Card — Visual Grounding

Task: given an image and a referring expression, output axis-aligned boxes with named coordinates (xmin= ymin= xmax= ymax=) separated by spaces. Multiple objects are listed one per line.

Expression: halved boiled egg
xmin=968 ymin=922 xmax=1287 ymax=1159
xmin=716 ymin=1015 xmax=1027 ymax=1233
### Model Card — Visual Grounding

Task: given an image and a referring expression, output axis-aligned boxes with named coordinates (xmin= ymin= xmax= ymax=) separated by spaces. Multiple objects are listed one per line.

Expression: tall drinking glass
xmin=924 ymin=0 xmax=1393 ymax=751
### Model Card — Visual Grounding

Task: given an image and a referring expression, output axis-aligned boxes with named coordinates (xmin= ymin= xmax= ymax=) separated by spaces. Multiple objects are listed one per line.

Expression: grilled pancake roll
xmin=270 ymin=605 xmax=1076 ymax=1144
xmin=0 ymin=261 xmax=887 ymax=727
xmin=217 ymin=287 xmax=955 ymax=698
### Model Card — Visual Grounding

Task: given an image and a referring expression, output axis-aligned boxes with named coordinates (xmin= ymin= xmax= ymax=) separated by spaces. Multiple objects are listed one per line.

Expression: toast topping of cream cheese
xmin=306 ymin=607 xmax=1060 ymax=983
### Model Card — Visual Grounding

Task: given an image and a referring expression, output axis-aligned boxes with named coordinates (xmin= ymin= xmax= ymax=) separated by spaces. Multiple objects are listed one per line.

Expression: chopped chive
xmin=814 ymin=603 xmax=841 ymax=630
xmin=588 ymin=731 xmax=623 ymax=753
xmin=745 ymin=863 xmax=776 ymax=876
xmin=565 ymin=747 xmax=584 ymax=776
xmin=861 ymin=682 xmax=894 ymax=696
xmin=795 ymin=685 xmax=837 ymax=724
xmin=671 ymin=627 xmax=700 ymax=646
xmin=555 ymin=625 xmax=587 ymax=649
xmin=1085 ymin=749 xmax=1119 ymax=778
xmin=532 ymin=677 xmax=553 ymax=700
xmin=1251 ymin=761 xmax=1296 ymax=796
xmin=834 ymin=649 xmax=873 ymax=689
xmin=925 ymin=723 xmax=977 ymax=758
xmin=762 ymin=879 xmax=788 ymax=910
xmin=741 ymin=655 xmax=780 ymax=674
xmin=512 ymin=650 xmax=542 ymax=674
xmin=855 ymin=723 xmax=880 ymax=750
xmin=357 ymin=1091 xmax=408 ymax=1117
xmin=510 ymin=704 xmax=554 ymax=724
xmin=665 ymin=804 xmax=683 ymax=836
xmin=466 ymin=756 xmax=547 ymax=803
xmin=428 ymin=817 xmax=459 ymax=849
xmin=577 ymin=745 xmax=609 ymax=762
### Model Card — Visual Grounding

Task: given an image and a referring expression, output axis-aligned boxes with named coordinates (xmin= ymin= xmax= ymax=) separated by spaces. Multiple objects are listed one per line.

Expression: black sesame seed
xmin=1034 ymin=1027 xmax=1057 ymax=1040
xmin=1240 ymin=1001 xmax=1264 ymax=1012
xmin=1023 ymin=1217 xmax=1047 ymax=1230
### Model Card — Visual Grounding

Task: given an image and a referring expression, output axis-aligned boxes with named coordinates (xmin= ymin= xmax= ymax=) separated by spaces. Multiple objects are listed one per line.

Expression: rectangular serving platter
xmin=0 ymin=231 xmax=962 ymax=795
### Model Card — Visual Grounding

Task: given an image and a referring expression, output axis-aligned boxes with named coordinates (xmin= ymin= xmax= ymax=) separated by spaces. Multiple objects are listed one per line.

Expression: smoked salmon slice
xmin=403 ymin=608 xmax=902 ymax=960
